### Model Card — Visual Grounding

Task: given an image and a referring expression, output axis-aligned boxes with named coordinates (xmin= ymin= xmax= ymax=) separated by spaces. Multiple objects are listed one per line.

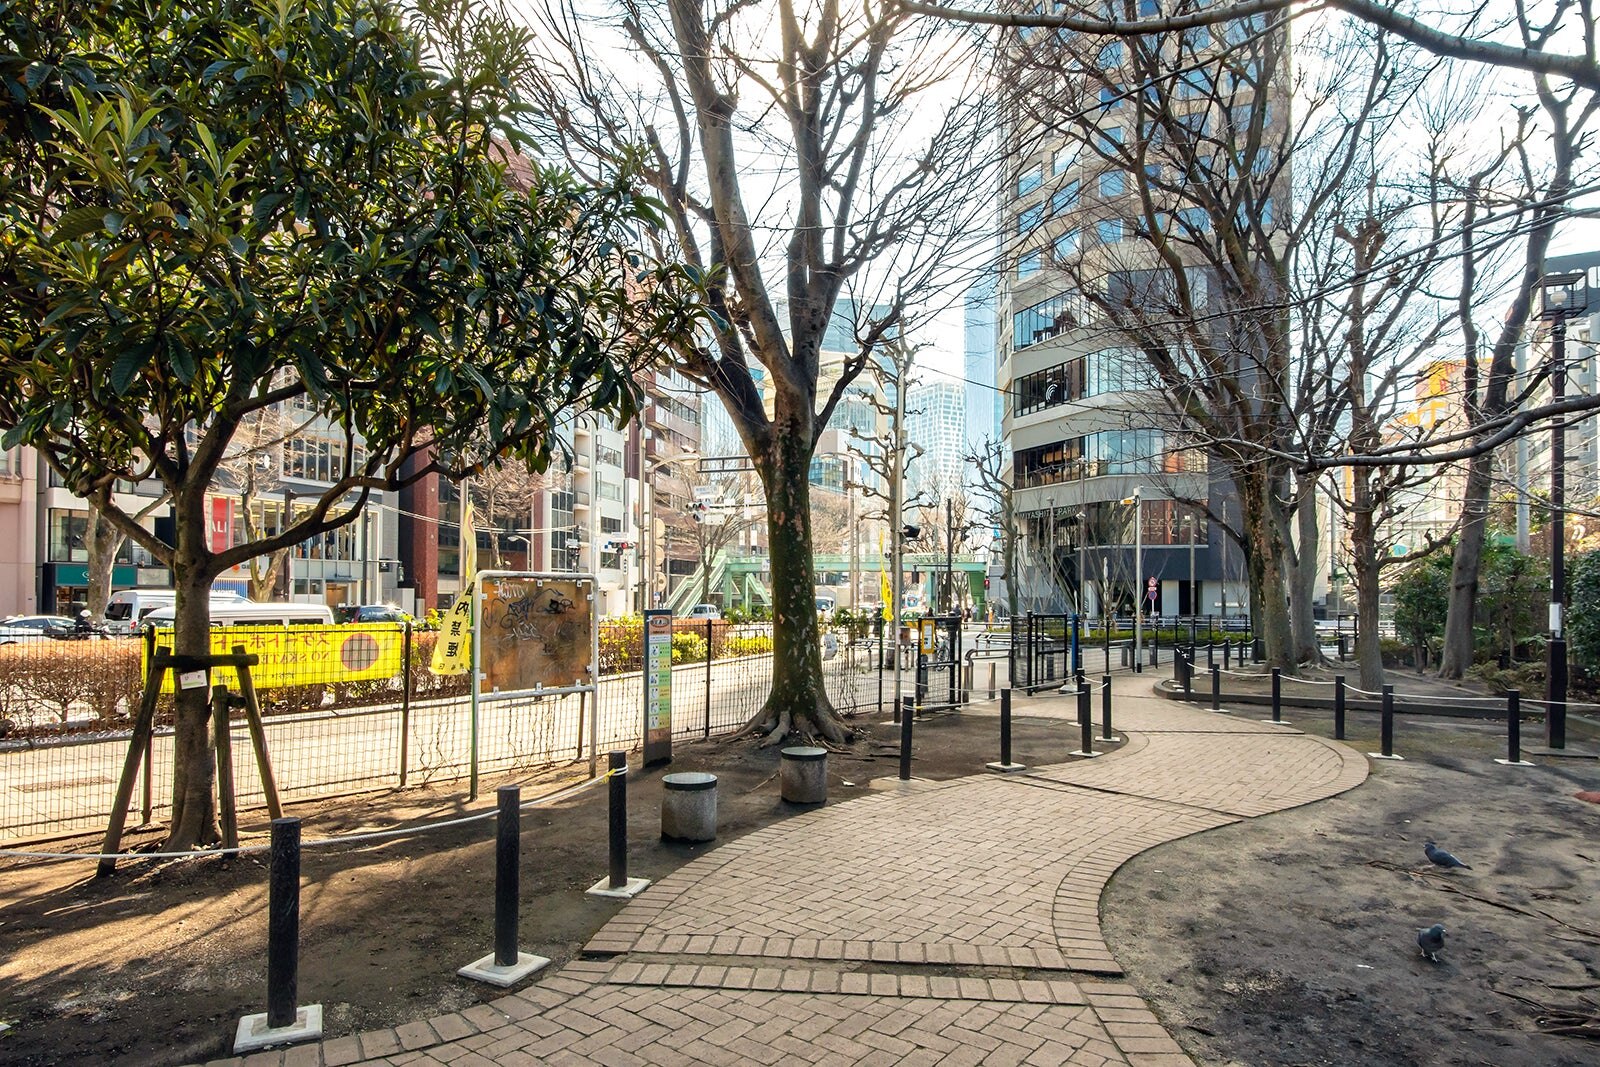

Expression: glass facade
xmin=1014 ymin=430 xmax=1205 ymax=488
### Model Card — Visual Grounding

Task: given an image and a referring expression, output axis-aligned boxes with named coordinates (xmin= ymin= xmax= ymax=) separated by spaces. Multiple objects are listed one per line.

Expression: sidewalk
xmin=194 ymin=679 xmax=1368 ymax=1067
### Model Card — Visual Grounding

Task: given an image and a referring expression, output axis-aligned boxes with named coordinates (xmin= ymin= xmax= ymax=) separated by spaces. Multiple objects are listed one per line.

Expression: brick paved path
xmin=195 ymin=679 xmax=1366 ymax=1067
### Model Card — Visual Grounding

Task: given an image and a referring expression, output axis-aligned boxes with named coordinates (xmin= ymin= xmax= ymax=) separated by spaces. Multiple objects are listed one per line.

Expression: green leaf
xmin=53 ymin=205 xmax=108 ymax=241
xmin=110 ymin=342 xmax=153 ymax=394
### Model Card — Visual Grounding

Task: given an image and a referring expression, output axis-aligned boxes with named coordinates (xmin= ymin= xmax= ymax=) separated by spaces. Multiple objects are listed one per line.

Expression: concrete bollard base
xmin=233 ymin=1005 xmax=323 ymax=1055
xmin=985 ymin=761 xmax=1028 ymax=773
xmin=586 ymin=876 xmax=651 ymax=899
xmin=457 ymin=952 xmax=550 ymax=987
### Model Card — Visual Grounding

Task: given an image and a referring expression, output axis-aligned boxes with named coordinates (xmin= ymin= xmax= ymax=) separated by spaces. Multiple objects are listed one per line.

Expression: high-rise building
xmin=964 ymin=273 xmax=999 ymax=469
xmin=906 ymin=380 xmax=967 ymax=504
xmin=994 ymin=10 xmax=1288 ymax=617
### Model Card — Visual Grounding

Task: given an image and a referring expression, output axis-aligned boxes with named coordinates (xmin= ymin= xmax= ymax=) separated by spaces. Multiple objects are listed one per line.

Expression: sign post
xmin=643 ymin=610 xmax=673 ymax=766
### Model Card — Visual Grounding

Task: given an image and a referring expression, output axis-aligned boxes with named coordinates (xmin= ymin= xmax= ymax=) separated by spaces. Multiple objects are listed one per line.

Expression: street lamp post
xmin=1539 ymin=271 xmax=1588 ymax=749
xmin=1121 ymin=488 xmax=1143 ymax=674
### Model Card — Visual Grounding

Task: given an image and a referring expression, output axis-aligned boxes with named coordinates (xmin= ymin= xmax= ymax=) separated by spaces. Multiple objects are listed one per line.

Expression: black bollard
xmin=1210 ymin=663 xmax=1220 ymax=711
xmin=1077 ymin=682 xmax=1093 ymax=755
xmin=1223 ymin=639 xmax=1231 ymax=668
xmin=1151 ymin=628 xmax=1159 ymax=667
xmin=607 ymin=751 xmax=627 ymax=889
xmin=1507 ymin=689 xmax=1522 ymax=765
xmin=1182 ymin=649 xmax=1193 ymax=697
xmin=1000 ymin=688 xmax=1013 ymax=767
xmin=1101 ymin=674 xmax=1113 ymax=741
xmin=1208 ymin=636 xmax=1215 ymax=668
xmin=1380 ymin=685 xmax=1396 ymax=757
xmin=900 ymin=696 xmax=914 ymax=780
xmin=495 ymin=786 xmax=520 ymax=967
xmin=1270 ymin=667 xmax=1282 ymax=723
xmin=267 ymin=817 xmax=301 ymax=1030
xmin=1334 ymin=676 xmax=1346 ymax=741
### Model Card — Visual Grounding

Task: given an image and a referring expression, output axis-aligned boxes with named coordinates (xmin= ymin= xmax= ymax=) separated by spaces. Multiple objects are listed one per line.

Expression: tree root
xmin=1492 ymin=985 xmax=1600 ymax=1041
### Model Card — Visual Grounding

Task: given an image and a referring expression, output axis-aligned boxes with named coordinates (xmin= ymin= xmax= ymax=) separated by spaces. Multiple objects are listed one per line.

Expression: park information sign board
xmin=643 ymin=610 xmax=673 ymax=766
xmin=475 ymin=573 xmax=596 ymax=699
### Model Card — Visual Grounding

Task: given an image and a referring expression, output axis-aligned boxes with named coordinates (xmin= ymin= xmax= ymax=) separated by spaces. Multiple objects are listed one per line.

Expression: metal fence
xmin=0 ymin=620 xmax=884 ymax=843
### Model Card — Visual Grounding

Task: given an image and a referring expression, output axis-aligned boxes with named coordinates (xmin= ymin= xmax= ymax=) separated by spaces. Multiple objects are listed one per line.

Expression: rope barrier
xmin=0 ymin=772 xmax=608 ymax=865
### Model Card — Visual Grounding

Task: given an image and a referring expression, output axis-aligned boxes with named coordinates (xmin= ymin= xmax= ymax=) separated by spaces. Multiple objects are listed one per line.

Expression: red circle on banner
xmin=340 ymin=633 xmax=381 ymax=671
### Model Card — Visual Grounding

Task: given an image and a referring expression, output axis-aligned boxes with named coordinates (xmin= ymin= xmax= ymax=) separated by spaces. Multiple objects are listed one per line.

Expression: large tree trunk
xmin=1237 ymin=464 xmax=1294 ymax=670
xmin=1349 ymin=466 xmax=1386 ymax=691
xmin=83 ymin=506 xmax=124 ymax=618
xmin=739 ymin=409 xmax=849 ymax=745
xmin=166 ymin=493 xmax=220 ymax=850
xmin=1439 ymin=450 xmax=1492 ymax=678
xmin=1288 ymin=480 xmax=1321 ymax=666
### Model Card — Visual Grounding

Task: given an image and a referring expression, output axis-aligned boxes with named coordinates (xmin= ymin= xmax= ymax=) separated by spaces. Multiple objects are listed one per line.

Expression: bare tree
xmin=471 ymin=458 xmax=548 ymax=568
xmin=967 ymin=437 xmax=1020 ymax=620
xmin=521 ymin=0 xmax=990 ymax=743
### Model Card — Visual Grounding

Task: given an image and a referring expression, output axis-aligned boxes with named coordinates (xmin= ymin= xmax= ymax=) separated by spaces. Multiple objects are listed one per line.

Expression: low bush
xmin=725 ymin=634 xmax=774 ymax=657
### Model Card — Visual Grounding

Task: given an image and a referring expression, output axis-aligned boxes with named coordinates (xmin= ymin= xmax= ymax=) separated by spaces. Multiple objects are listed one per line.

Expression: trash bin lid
xmin=662 ymin=771 xmax=719 ymax=791
xmin=779 ymin=746 xmax=828 ymax=762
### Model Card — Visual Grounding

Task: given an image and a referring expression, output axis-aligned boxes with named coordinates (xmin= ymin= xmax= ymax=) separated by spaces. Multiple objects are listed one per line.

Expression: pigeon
xmin=1417 ymin=923 xmax=1446 ymax=962
xmin=1425 ymin=840 xmax=1472 ymax=869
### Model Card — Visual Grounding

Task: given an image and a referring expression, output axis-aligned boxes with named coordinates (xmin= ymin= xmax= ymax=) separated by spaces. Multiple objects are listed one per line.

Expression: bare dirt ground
xmin=1104 ymin=696 xmax=1600 ymax=1067
xmin=0 ymin=706 xmax=1095 ymax=1067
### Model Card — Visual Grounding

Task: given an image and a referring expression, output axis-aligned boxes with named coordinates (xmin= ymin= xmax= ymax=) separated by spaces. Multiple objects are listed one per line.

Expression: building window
xmin=1099 ymin=171 xmax=1125 ymax=197
xmin=1052 ymin=148 xmax=1075 ymax=175
xmin=1017 ymin=203 xmax=1045 ymax=235
xmin=1012 ymin=291 xmax=1090 ymax=349
xmin=1099 ymin=85 xmax=1122 ymax=110
xmin=1018 ymin=251 xmax=1042 ymax=279
xmin=1014 ymin=348 xmax=1144 ymax=416
xmin=1096 ymin=219 xmax=1124 ymax=244
xmin=1138 ymin=0 xmax=1160 ymax=16
xmin=596 ymin=445 xmax=622 ymax=468
xmin=1093 ymin=126 xmax=1125 ymax=154
xmin=1052 ymin=230 xmax=1078 ymax=260
xmin=601 ymin=516 xmax=623 ymax=534
xmin=599 ymin=481 xmax=623 ymax=502
xmin=48 ymin=509 xmax=89 ymax=562
xmin=1098 ymin=41 xmax=1124 ymax=67
xmin=1176 ymin=206 xmax=1211 ymax=232
xmin=1017 ymin=166 xmax=1043 ymax=196
xmin=1050 ymin=181 xmax=1080 ymax=216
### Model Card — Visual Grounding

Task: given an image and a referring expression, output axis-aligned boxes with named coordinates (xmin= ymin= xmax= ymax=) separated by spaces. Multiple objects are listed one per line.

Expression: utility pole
xmin=890 ymin=352 xmax=908 ymax=715
xmin=1549 ymin=314 xmax=1569 ymax=749
xmin=944 ymin=498 xmax=954 ymax=615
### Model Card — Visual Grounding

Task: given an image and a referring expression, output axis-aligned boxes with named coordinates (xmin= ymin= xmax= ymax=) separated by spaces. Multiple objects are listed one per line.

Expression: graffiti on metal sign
xmin=478 ymin=575 xmax=593 ymax=695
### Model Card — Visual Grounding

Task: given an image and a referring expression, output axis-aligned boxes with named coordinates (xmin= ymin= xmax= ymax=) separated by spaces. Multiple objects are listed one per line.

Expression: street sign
xmin=697 ymin=455 xmax=757 ymax=474
xmin=919 ymin=618 xmax=937 ymax=656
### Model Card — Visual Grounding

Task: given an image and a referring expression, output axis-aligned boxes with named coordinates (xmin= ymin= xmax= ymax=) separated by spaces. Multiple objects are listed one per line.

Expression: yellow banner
xmin=430 ymin=498 xmax=476 ymax=675
xmin=878 ymin=533 xmax=892 ymax=621
xmin=147 ymin=624 xmax=404 ymax=692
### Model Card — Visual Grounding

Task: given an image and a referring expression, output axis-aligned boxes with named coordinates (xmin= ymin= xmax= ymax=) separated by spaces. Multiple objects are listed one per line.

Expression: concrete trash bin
xmin=661 ymin=772 xmax=718 ymax=842
xmin=780 ymin=746 xmax=828 ymax=805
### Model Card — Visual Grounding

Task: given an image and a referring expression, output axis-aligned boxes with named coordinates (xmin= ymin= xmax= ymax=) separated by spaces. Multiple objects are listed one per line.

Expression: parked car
xmin=685 ymin=604 xmax=722 ymax=621
xmin=0 ymin=614 xmax=77 ymax=643
xmin=336 ymin=604 xmax=412 ymax=624
xmin=142 ymin=601 xmax=336 ymax=627
xmin=104 ymin=587 xmax=246 ymax=636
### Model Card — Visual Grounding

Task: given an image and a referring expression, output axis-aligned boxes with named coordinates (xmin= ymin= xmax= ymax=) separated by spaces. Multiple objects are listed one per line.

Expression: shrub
xmin=726 ymin=634 xmax=774 ymax=657
xmin=671 ymin=632 xmax=708 ymax=664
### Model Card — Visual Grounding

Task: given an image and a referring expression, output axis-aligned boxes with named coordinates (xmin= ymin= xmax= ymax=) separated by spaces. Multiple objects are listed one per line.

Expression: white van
xmin=105 ymin=588 xmax=246 ymax=635
xmin=142 ymin=601 xmax=335 ymax=628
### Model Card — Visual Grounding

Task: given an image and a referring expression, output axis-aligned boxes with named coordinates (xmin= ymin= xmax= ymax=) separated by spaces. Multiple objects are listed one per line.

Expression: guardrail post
xmin=900 ymin=696 xmax=914 ymax=780
xmin=586 ymin=752 xmax=650 ymax=898
xmin=1334 ymin=675 xmax=1346 ymax=740
xmin=1497 ymin=690 xmax=1532 ymax=766
xmin=459 ymin=787 xmax=550 ymax=985
xmin=987 ymin=662 xmax=996 ymax=699
xmin=1101 ymin=674 xmax=1114 ymax=741
xmin=232 ymin=816 xmax=323 ymax=1053
xmin=1210 ymin=664 xmax=1220 ymax=710
xmin=1370 ymin=685 xmax=1403 ymax=760
xmin=1073 ymin=681 xmax=1095 ymax=756
xmin=705 ymin=619 xmax=714 ymax=739
xmin=988 ymin=688 xmax=1025 ymax=772
xmin=267 ymin=818 xmax=301 ymax=1029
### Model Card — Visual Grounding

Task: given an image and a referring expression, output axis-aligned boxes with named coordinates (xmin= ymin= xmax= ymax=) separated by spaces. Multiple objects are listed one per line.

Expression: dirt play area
xmin=0 ymin=707 xmax=1103 ymax=1067
xmin=3 ymin=690 xmax=1599 ymax=1066
xmin=1104 ymin=700 xmax=1600 ymax=1067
